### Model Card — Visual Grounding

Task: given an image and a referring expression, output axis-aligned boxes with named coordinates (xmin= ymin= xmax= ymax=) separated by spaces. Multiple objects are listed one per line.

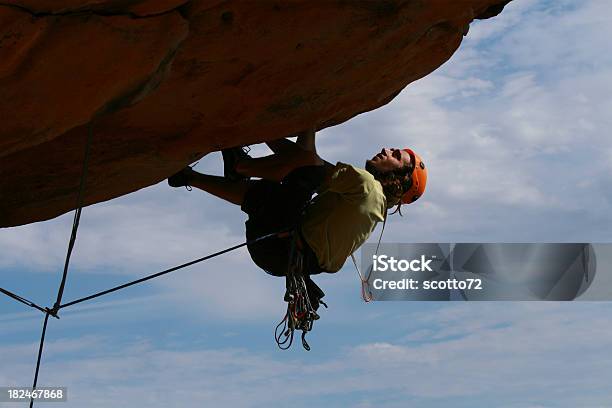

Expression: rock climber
xmin=167 ymin=128 xmax=427 ymax=306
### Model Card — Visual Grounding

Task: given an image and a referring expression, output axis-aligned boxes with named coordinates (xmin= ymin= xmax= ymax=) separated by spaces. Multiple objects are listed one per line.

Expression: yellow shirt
xmin=300 ymin=162 xmax=387 ymax=272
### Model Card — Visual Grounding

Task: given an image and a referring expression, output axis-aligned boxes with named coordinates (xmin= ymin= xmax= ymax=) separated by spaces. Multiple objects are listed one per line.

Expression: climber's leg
xmin=188 ymin=170 xmax=252 ymax=206
xmin=242 ymin=177 xmax=302 ymax=277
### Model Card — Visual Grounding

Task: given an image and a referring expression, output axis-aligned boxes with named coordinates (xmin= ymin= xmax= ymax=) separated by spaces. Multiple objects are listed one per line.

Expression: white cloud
xmin=3 ymin=303 xmax=612 ymax=407
xmin=464 ymin=0 xmax=541 ymax=44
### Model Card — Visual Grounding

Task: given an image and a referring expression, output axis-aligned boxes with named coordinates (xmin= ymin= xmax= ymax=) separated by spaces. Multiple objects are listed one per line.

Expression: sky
xmin=2 ymin=0 xmax=612 ymax=407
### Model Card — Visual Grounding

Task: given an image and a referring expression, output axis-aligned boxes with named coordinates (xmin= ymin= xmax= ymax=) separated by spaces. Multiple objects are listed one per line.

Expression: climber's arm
xmin=265 ymin=138 xmax=299 ymax=155
xmin=236 ymin=143 xmax=325 ymax=183
xmin=295 ymin=128 xmax=336 ymax=173
xmin=265 ymin=127 xmax=317 ymax=154
xmin=296 ymin=128 xmax=316 ymax=153
xmin=237 ymin=127 xmax=336 ymax=182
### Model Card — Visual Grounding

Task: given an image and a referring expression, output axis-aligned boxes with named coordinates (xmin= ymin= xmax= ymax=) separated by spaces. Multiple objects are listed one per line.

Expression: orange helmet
xmin=402 ymin=148 xmax=427 ymax=204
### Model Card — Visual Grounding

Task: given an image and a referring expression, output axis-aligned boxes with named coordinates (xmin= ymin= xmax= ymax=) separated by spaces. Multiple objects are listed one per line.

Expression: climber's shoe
xmin=167 ymin=166 xmax=195 ymax=189
xmin=222 ymin=146 xmax=251 ymax=181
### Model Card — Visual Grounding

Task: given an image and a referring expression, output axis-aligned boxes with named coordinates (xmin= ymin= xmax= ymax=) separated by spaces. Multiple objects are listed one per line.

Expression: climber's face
xmin=366 ymin=148 xmax=412 ymax=173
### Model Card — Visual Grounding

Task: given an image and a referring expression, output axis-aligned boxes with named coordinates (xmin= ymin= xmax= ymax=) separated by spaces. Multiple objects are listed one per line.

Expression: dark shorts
xmin=241 ymin=165 xmax=326 ymax=277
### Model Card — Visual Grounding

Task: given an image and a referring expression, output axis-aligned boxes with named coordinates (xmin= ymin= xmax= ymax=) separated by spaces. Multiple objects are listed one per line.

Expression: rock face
xmin=0 ymin=0 xmax=510 ymax=227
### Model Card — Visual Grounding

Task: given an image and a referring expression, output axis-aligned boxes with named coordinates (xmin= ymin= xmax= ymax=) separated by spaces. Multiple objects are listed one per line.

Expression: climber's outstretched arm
xmin=236 ymin=147 xmax=323 ymax=182
xmin=236 ymin=128 xmax=329 ymax=182
xmin=265 ymin=127 xmax=317 ymax=155
xmin=265 ymin=138 xmax=298 ymax=155
xmin=296 ymin=128 xmax=316 ymax=153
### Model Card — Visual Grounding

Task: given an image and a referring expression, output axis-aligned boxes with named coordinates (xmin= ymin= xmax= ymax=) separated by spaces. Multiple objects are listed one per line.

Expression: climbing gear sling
xmin=274 ymin=230 xmax=326 ymax=351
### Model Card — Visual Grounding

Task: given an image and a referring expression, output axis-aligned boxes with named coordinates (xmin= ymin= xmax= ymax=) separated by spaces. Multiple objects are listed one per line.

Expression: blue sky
xmin=2 ymin=1 xmax=612 ymax=406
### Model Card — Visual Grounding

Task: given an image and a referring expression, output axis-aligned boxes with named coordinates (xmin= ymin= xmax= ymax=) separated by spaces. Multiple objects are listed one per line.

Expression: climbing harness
xmin=274 ymin=230 xmax=326 ymax=351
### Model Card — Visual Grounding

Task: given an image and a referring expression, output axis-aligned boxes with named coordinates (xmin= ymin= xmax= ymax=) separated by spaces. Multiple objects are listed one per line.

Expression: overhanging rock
xmin=0 ymin=0 xmax=511 ymax=227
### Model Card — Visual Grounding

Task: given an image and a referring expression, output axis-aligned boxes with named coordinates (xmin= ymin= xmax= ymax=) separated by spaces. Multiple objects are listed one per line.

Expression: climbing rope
xmin=351 ymin=213 xmax=387 ymax=303
xmin=58 ymin=233 xmax=279 ymax=311
xmin=1 ymin=232 xmax=283 ymax=316
xmin=27 ymin=120 xmax=94 ymax=408
xmin=0 ymin=288 xmax=52 ymax=316
xmin=50 ymin=118 xmax=94 ymax=316
xmin=1 ymin=231 xmax=288 ymax=404
xmin=351 ymin=254 xmax=374 ymax=303
xmin=0 ymin=120 xmax=301 ymax=405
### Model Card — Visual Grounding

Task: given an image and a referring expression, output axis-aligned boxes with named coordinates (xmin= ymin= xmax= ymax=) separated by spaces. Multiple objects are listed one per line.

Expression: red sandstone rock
xmin=0 ymin=0 xmax=511 ymax=227
xmin=1 ymin=0 xmax=191 ymax=16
